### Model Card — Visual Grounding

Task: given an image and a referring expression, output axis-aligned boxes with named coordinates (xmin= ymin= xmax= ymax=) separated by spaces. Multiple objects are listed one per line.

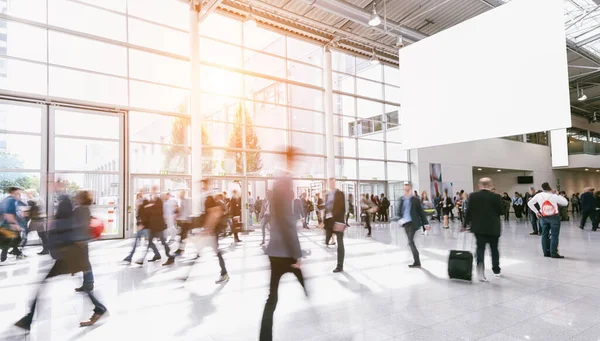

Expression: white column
xmin=190 ymin=2 xmax=202 ymax=214
xmin=324 ymin=47 xmax=335 ymax=179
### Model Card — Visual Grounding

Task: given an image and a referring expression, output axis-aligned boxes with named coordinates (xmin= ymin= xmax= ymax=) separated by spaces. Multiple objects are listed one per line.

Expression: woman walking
xmin=502 ymin=193 xmax=512 ymax=221
xmin=15 ymin=189 xmax=108 ymax=331
xmin=440 ymin=190 xmax=453 ymax=229
xmin=513 ymin=192 xmax=524 ymax=221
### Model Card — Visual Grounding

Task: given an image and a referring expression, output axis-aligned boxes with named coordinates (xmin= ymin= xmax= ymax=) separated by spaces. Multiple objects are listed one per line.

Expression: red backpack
xmin=540 ymin=194 xmax=557 ymax=217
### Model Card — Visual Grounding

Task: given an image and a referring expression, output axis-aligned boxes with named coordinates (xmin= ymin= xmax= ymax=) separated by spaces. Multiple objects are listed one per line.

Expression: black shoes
xmin=332 ymin=268 xmax=343 ymax=273
xmin=75 ymin=284 xmax=94 ymax=292
xmin=148 ymin=256 xmax=161 ymax=262
xmin=408 ymin=263 xmax=421 ymax=269
xmin=551 ymin=254 xmax=565 ymax=259
xmin=37 ymin=250 xmax=49 ymax=255
xmin=174 ymin=249 xmax=184 ymax=256
xmin=529 ymin=232 xmax=538 ymax=235
xmin=1 ymin=249 xmax=7 ymax=262
xmin=14 ymin=315 xmax=32 ymax=331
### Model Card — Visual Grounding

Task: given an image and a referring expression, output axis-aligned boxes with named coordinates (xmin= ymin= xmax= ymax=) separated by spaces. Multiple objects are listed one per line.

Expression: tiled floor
xmin=2 ymin=216 xmax=600 ymax=341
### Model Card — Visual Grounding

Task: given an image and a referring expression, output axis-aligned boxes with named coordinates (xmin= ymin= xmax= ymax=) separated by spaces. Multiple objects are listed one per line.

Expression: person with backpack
xmin=528 ymin=182 xmax=569 ymax=258
xmin=579 ymin=187 xmax=596 ymax=230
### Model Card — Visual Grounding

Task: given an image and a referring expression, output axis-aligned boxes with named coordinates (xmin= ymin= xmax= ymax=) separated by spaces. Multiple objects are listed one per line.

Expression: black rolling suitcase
xmin=448 ymin=250 xmax=473 ymax=281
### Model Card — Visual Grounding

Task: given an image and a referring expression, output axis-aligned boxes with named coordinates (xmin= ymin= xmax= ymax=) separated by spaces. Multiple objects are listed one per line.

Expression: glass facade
xmin=0 ymin=1 xmax=410 ymax=235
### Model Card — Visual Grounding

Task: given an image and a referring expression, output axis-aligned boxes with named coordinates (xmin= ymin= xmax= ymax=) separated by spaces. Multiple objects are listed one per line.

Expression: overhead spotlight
xmin=370 ymin=49 xmax=380 ymax=65
xmin=395 ymin=35 xmax=404 ymax=48
xmin=585 ymin=168 xmax=589 ymax=171
xmin=477 ymin=168 xmax=482 ymax=171
xmin=245 ymin=12 xmax=257 ymax=28
xmin=596 ymin=170 xmax=599 ymax=172
xmin=578 ymin=92 xmax=587 ymax=101
xmin=497 ymin=169 xmax=502 ymax=172
xmin=368 ymin=3 xmax=381 ymax=27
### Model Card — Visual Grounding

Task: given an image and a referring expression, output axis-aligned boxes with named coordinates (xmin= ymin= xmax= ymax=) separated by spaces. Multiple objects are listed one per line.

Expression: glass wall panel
xmin=200 ymin=13 xmax=242 ymax=46
xmin=383 ymin=65 xmax=400 ymax=87
xmin=246 ymin=101 xmax=287 ymax=130
xmin=335 ymin=137 xmax=356 ymax=158
xmin=200 ymin=94 xmax=241 ymax=122
xmin=386 ymin=126 xmax=402 ymax=143
xmin=202 ymin=122 xmax=239 ymax=148
xmin=200 ymin=38 xmax=242 ymax=69
xmin=336 ymin=158 xmax=357 ymax=179
xmin=359 ymin=160 xmax=385 ymax=180
xmin=57 ymin=172 xmax=120 ymax=201
xmin=128 ymin=18 xmax=189 ymax=56
xmin=384 ymin=85 xmax=399 ymax=103
xmin=356 ymin=78 xmax=383 ymax=100
xmin=334 ymin=115 xmax=356 ymax=137
xmin=49 ymin=31 xmax=127 ymax=77
xmin=289 ymin=85 xmax=322 ymax=111
xmin=55 ymin=138 xmax=119 ymax=171
xmin=298 ymin=156 xmax=325 ymax=178
xmin=129 ymin=112 xmax=189 ymax=145
xmin=129 ymin=80 xmax=189 ymax=114
xmin=356 ymin=58 xmax=382 ymax=82
xmin=130 ymin=142 xmax=189 ymax=174
xmin=0 ymin=172 xmax=41 ymax=200
xmin=79 ymin=0 xmax=125 ymax=13
xmin=245 ymin=76 xmax=286 ymax=104
xmin=288 ymin=61 xmax=322 ymax=87
xmin=244 ymin=49 xmax=285 ymax=79
xmin=244 ymin=26 xmax=285 ymax=56
xmin=246 ymin=152 xmax=285 ymax=177
xmin=333 ymin=72 xmax=355 ymax=93
xmin=332 ymin=50 xmax=355 ymax=75
xmin=358 ymin=139 xmax=384 ymax=159
xmin=290 ymin=109 xmax=323 ymax=133
xmin=287 ymin=37 xmax=322 ymax=66
xmin=387 ymin=162 xmax=409 ymax=181
xmin=333 ymin=94 xmax=355 ymax=117
xmin=292 ymin=132 xmax=324 ymax=155
xmin=201 ymin=148 xmax=243 ymax=176
xmin=49 ymin=67 xmax=127 ymax=105
xmin=129 ymin=49 xmax=190 ymax=88
xmin=1 ymin=20 xmax=47 ymax=62
xmin=0 ymin=134 xmax=41 ymax=169
xmin=48 ymin=0 xmax=126 ymax=42
xmin=253 ymin=127 xmax=287 ymax=152
xmin=357 ymin=98 xmax=384 ymax=119
xmin=55 ymin=110 xmax=120 ymax=139
xmin=387 ymin=143 xmax=408 ymax=163
xmin=0 ymin=58 xmax=47 ymax=95
xmin=200 ymin=66 xmax=243 ymax=97
xmin=3 ymin=0 xmax=47 ymax=24
xmin=0 ymin=103 xmax=42 ymax=133
xmin=127 ymin=0 xmax=188 ymax=31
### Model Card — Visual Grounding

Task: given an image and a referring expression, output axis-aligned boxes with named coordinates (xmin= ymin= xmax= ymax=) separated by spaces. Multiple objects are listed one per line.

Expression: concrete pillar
xmin=190 ymin=2 xmax=202 ymax=214
xmin=324 ymin=47 xmax=335 ymax=179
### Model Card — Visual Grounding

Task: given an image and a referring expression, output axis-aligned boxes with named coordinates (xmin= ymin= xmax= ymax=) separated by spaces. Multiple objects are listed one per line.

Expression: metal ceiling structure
xmin=199 ymin=0 xmax=600 ymax=120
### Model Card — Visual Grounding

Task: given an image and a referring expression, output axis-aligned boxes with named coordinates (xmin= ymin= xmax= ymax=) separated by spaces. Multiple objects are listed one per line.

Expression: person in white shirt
xmin=527 ymin=182 xmax=568 ymax=259
xmin=163 ymin=192 xmax=178 ymax=243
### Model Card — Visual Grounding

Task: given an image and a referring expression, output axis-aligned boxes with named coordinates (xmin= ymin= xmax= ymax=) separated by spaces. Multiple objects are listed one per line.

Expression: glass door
xmin=388 ymin=182 xmax=404 ymax=219
xmin=50 ymin=106 xmax=124 ymax=239
xmin=338 ymin=180 xmax=357 ymax=223
xmin=128 ymin=176 xmax=160 ymax=238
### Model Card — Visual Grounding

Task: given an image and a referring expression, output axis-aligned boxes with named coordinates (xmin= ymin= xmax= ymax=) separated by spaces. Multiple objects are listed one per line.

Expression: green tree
xmin=163 ymin=116 xmax=191 ymax=173
xmin=228 ymin=103 xmax=262 ymax=174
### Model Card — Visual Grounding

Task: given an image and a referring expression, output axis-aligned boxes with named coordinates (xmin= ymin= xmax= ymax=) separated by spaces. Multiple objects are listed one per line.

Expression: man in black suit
xmin=579 ymin=187 xmax=596 ymax=230
xmin=324 ymin=178 xmax=346 ymax=273
xmin=396 ymin=183 xmax=430 ymax=268
xmin=465 ymin=177 xmax=504 ymax=281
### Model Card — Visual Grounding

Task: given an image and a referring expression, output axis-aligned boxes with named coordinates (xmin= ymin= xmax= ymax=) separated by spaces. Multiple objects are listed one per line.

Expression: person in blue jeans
xmin=122 ymin=196 xmax=159 ymax=263
xmin=528 ymin=182 xmax=568 ymax=258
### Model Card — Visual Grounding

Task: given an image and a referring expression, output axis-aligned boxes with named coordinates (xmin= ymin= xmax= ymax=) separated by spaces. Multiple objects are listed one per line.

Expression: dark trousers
xmin=259 ymin=257 xmax=305 ymax=341
xmin=475 ymin=234 xmax=500 ymax=274
xmin=38 ymin=230 xmax=50 ymax=252
xmin=364 ymin=213 xmax=372 ymax=235
xmin=125 ymin=229 xmax=151 ymax=260
xmin=404 ymin=222 xmax=420 ymax=265
xmin=504 ymin=207 xmax=510 ymax=221
xmin=144 ymin=231 xmax=172 ymax=259
xmin=325 ymin=219 xmax=345 ymax=269
xmin=20 ymin=259 xmax=107 ymax=327
xmin=184 ymin=233 xmax=227 ymax=280
xmin=540 ymin=215 xmax=560 ymax=256
xmin=580 ymin=210 xmax=596 ymax=230
xmin=529 ymin=212 xmax=539 ymax=234
xmin=572 ymin=203 xmax=580 ymax=214
xmin=381 ymin=209 xmax=389 ymax=222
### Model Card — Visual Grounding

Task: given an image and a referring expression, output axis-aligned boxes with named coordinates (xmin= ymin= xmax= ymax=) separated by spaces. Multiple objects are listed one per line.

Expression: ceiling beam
xmin=198 ymin=0 xmax=224 ymax=23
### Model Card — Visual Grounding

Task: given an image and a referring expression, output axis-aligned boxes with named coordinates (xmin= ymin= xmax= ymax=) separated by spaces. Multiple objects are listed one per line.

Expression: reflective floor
xmin=2 ymin=216 xmax=600 ymax=341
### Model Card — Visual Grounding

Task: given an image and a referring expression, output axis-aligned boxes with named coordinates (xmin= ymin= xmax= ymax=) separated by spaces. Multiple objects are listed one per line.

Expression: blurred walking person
xmin=174 ymin=189 xmax=192 ymax=255
xmin=259 ymin=190 xmax=272 ymax=245
xmin=137 ymin=185 xmax=175 ymax=266
xmin=345 ymin=193 xmax=354 ymax=226
xmin=580 ymin=187 xmax=596 ymax=230
xmin=229 ymin=189 xmax=243 ymax=243
xmin=315 ymin=193 xmax=324 ymax=228
xmin=380 ymin=193 xmax=390 ymax=222
xmin=15 ymin=188 xmax=108 ymax=331
xmin=122 ymin=192 xmax=154 ymax=263
xmin=396 ymin=182 xmax=430 ymax=268
xmin=259 ymin=148 xmax=306 ymax=341
xmin=0 ymin=186 xmax=25 ymax=262
xmin=440 ymin=190 xmax=453 ymax=228
xmin=163 ymin=192 xmax=178 ymax=243
xmin=25 ymin=189 xmax=49 ymax=255
xmin=360 ymin=194 xmax=375 ymax=237
xmin=465 ymin=178 xmax=504 ymax=281
xmin=325 ymin=178 xmax=346 ymax=272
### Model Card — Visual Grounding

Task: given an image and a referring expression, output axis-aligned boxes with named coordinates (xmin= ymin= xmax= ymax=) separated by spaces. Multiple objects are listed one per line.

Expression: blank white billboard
xmin=399 ymin=0 xmax=570 ymax=150
xmin=550 ymin=129 xmax=569 ymax=167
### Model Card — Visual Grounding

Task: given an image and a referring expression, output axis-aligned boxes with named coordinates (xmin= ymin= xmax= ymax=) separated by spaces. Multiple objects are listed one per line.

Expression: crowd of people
xmin=1 ymin=162 xmax=597 ymax=339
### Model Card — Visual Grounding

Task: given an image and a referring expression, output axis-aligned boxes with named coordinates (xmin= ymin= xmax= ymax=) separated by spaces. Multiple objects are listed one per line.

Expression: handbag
xmin=89 ymin=217 xmax=104 ymax=239
xmin=333 ymin=222 xmax=346 ymax=232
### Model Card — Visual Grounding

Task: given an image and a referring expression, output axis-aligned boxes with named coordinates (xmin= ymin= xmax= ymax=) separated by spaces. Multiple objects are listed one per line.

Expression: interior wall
xmin=472 ymin=171 xmax=533 ymax=196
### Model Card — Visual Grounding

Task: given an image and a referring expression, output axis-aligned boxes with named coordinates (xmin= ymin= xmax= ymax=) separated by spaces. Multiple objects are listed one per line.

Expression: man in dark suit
xmin=465 ymin=177 xmax=504 ymax=281
xmin=325 ymin=178 xmax=346 ymax=273
xmin=396 ymin=182 xmax=430 ymax=268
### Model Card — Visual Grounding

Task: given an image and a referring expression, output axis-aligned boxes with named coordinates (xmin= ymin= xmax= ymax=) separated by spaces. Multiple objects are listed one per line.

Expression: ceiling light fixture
xmin=585 ymin=168 xmax=589 ymax=171
xmin=368 ymin=3 xmax=381 ymax=27
xmin=370 ymin=48 xmax=380 ymax=65
xmin=497 ymin=169 xmax=502 ymax=172
xmin=577 ymin=83 xmax=587 ymax=101
xmin=477 ymin=168 xmax=482 ymax=171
